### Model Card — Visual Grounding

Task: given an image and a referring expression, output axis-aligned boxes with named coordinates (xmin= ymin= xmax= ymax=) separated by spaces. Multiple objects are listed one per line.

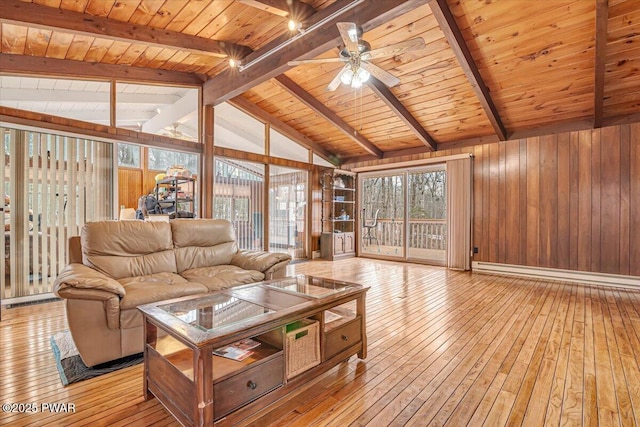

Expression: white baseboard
xmin=472 ymin=261 xmax=640 ymax=290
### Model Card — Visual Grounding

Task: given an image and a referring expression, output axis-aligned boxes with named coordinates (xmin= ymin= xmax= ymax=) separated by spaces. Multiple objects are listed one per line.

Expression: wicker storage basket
xmin=285 ymin=319 xmax=321 ymax=379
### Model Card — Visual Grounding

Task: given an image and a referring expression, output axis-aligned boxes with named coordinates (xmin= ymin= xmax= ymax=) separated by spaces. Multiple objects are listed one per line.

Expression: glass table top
xmin=262 ymin=275 xmax=353 ymax=298
xmin=152 ymin=275 xmax=362 ymax=334
xmin=158 ymin=293 xmax=274 ymax=332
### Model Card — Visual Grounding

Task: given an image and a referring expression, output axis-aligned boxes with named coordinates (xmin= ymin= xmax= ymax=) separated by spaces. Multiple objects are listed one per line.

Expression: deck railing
xmin=365 ymin=219 xmax=446 ymax=250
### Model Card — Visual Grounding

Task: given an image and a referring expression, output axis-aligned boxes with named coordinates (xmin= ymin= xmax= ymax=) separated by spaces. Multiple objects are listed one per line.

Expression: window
xmin=269 ymin=129 xmax=309 ymax=162
xmin=115 ymin=83 xmax=199 ymax=142
xmin=148 ymin=148 xmax=198 ymax=173
xmin=0 ymin=76 xmax=110 ymax=125
xmin=117 ymin=143 xmax=141 ymax=168
xmin=213 ymin=158 xmax=264 ymax=251
xmin=2 ymin=126 xmax=114 ymax=299
xmin=214 ymin=103 xmax=265 ymax=155
xmin=313 ymin=153 xmax=334 ymax=167
xmin=269 ymin=166 xmax=308 ymax=259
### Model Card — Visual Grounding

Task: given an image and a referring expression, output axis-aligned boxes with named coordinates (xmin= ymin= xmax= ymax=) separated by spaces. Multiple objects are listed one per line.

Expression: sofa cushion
xmin=171 ymin=219 xmax=239 ymax=272
xmin=181 ymin=265 xmax=265 ymax=292
xmin=118 ymin=272 xmax=208 ymax=329
xmin=119 ymin=272 xmax=207 ymax=310
xmin=82 ymin=221 xmax=176 ymax=279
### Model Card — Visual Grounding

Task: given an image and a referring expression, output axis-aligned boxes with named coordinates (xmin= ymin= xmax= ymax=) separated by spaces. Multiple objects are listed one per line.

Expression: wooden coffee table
xmin=138 ymin=275 xmax=368 ymax=427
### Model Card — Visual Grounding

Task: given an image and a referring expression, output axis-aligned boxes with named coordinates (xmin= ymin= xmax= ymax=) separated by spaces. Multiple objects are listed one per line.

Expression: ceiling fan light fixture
xmin=229 ymin=58 xmax=239 ymax=68
xmin=341 ymin=69 xmax=354 ymax=85
xmin=356 ymin=67 xmax=370 ymax=83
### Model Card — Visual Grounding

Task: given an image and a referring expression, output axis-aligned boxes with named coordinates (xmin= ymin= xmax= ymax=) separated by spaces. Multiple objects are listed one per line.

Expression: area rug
xmin=50 ymin=331 xmax=143 ymax=386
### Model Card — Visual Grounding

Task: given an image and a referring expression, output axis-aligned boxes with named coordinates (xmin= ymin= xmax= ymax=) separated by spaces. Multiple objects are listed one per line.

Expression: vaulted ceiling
xmin=1 ymin=0 xmax=639 ymax=164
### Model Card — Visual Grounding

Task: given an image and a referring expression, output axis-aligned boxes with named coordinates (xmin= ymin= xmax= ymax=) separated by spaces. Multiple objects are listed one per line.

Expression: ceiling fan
xmin=288 ymin=22 xmax=425 ymax=91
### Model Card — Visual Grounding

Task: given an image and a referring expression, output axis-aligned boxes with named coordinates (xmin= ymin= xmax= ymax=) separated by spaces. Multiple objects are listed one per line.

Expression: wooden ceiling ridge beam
xmin=203 ymin=0 xmax=429 ymax=106
xmin=0 ymin=53 xmax=204 ymax=86
xmin=366 ymin=77 xmax=437 ymax=151
xmin=594 ymin=0 xmax=608 ymax=128
xmin=275 ymin=75 xmax=383 ymax=158
xmin=228 ymin=96 xmax=339 ymax=165
xmin=430 ymin=0 xmax=508 ymax=141
xmin=238 ymin=0 xmax=315 ymax=20
xmin=0 ymin=0 xmax=252 ymax=58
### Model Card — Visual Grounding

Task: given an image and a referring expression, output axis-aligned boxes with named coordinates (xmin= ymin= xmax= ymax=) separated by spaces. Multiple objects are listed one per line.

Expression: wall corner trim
xmin=471 ymin=261 xmax=640 ymax=290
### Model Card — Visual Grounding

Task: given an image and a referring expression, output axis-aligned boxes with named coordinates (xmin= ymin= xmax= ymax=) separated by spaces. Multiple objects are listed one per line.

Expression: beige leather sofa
xmin=53 ymin=219 xmax=291 ymax=367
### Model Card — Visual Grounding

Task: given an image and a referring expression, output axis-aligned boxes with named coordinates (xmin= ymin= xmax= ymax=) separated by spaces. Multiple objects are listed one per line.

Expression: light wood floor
xmin=1 ymin=258 xmax=639 ymax=426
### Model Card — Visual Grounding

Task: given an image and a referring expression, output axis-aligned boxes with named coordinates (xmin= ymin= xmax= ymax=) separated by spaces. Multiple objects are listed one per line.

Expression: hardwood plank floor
xmin=1 ymin=258 xmax=639 ymax=426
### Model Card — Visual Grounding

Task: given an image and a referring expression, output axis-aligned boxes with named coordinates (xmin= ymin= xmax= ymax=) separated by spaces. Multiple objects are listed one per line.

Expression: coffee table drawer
xmin=325 ymin=317 xmax=362 ymax=360
xmin=214 ymin=354 xmax=284 ymax=418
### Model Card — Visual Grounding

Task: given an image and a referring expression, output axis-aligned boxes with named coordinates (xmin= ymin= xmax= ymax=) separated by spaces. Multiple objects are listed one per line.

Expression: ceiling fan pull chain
xmin=360 ymin=85 xmax=364 ymax=131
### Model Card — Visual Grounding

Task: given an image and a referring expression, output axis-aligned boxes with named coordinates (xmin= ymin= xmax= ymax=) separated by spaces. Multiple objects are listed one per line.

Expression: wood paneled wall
xmin=472 ymin=123 xmax=639 ymax=276
xmin=117 ymin=169 xmax=160 ymax=209
xmin=117 ymin=168 xmax=143 ymax=209
xmin=347 ymin=123 xmax=640 ymax=277
xmin=118 ymin=168 xmax=197 ymax=211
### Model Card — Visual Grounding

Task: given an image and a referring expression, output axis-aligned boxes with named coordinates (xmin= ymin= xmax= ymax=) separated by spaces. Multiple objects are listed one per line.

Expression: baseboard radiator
xmin=1 ymin=292 xmax=59 ymax=307
xmin=472 ymin=261 xmax=640 ymax=290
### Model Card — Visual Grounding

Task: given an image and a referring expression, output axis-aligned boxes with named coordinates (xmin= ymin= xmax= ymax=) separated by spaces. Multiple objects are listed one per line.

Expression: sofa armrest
xmin=54 ymin=263 xmax=126 ymax=298
xmin=263 ymin=259 xmax=290 ymax=280
xmin=54 ymin=264 xmax=123 ymax=330
xmin=57 ymin=288 xmax=121 ymax=330
xmin=231 ymin=250 xmax=291 ymax=274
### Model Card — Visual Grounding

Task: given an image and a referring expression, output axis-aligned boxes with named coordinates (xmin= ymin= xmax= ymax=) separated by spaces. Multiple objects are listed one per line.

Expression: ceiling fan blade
xmin=364 ymin=37 xmax=426 ymax=60
xmin=336 ymin=22 xmax=360 ymax=54
xmin=327 ymin=65 xmax=349 ymax=92
xmin=361 ymin=62 xmax=401 ymax=87
xmin=288 ymin=57 xmax=347 ymax=66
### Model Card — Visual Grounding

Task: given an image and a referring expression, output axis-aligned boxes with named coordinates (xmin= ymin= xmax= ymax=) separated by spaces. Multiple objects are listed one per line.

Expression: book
xmin=213 ymin=338 xmax=261 ymax=361
xmin=234 ymin=338 xmax=261 ymax=351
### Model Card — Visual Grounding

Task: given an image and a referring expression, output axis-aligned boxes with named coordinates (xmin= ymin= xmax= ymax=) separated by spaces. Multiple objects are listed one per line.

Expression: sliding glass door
xmin=269 ymin=166 xmax=308 ymax=260
xmin=213 ymin=158 xmax=264 ymax=251
xmin=360 ymin=173 xmax=405 ymax=258
xmin=2 ymin=127 xmax=114 ymax=300
xmin=407 ymin=168 xmax=447 ymax=263
xmin=359 ymin=165 xmax=447 ymax=264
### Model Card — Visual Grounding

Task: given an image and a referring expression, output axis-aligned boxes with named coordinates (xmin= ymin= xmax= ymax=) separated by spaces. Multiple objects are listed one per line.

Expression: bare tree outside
xmin=117 ymin=143 xmax=140 ymax=168
xmin=409 ymin=170 xmax=446 ymax=220
xmin=360 ymin=168 xmax=447 ymax=260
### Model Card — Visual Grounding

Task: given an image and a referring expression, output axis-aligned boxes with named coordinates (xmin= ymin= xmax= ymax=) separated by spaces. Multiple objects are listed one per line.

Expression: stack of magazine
xmin=213 ymin=338 xmax=261 ymax=361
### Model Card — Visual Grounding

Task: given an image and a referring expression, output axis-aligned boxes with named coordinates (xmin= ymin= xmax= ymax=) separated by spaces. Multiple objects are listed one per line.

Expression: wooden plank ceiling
xmin=1 ymin=0 xmax=639 ymax=164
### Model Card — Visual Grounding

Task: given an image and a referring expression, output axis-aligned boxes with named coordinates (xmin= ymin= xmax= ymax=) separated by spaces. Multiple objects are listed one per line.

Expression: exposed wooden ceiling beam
xmin=0 ymin=53 xmax=204 ymax=86
xmin=203 ymin=0 xmax=428 ymax=106
xmin=366 ymin=77 xmax=437 ymax=151
xmin=594 ymin=0 xmax=608 ymax=128
xmin=229 ymin=96 xmax=339 ymax=165
xmin=237 ymin=0 xmax=315 ymax=20
xmin=430 ymin=0 xmax=508 ymax=141
xmin=0 ymin=0 xmax=251 ymax=58
xmin=275 ymin=75 xmax=383 ymax=158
